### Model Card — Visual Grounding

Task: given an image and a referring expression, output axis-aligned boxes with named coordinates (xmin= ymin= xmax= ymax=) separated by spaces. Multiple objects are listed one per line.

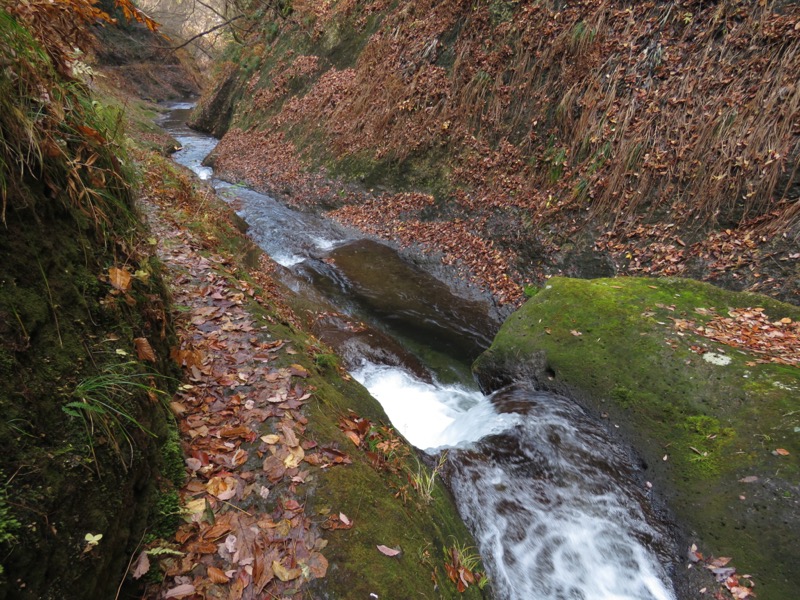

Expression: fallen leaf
xmin=377 ymin=544 xmax=401 ymax=557
xmin=184 ymin=498 xmax=206 ymax=518
xmin=339 ymin=512 xmax=351 ymax=526
xmin=284 ymin=446 xmax=305 ymax=469
xmin=164 ymin=583 xmax=195 ymax=599
xmin=134 ymin=337 xmax=157 ymax=363
xmin=570 ymin=330 xmax=582 ymax=336
xmin=272 ymin=559 xmax=302 ymax=581
xmin=306 ymin=551 xmax=329 ymax=579
xmin=260 ymin=434 xmax=280 ymax=444
xmin=207 ymin=476 xmax=238 ymax=500
xmin=109 ymin=267 xmax=132 ymax=292
xmin=289 ymin=364 xmax=309 ymax=378
xmin=207 ymin=565 xmax=230 ymax=583
xmin=738 ymin=475 xmax=758 ymax=484
xmin=132 ymin=550 xmax=150 ymax=579
xmin=773 ymin=448 xmax=790 ymax=456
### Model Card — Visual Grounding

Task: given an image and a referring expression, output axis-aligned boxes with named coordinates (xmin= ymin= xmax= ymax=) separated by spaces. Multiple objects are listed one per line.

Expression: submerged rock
xmin=473 ymin=277 xmax=800 ymax=599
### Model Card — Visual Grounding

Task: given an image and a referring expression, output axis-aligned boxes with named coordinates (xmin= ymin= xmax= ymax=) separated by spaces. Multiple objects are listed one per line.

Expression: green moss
xmin=474 ymin=276 xmax=800 ymax=599
xmin=610 ymin=385 xmax=636 ymax=408
xmin=312 ymin=351 xmax=340 ymax=372
xmin=160 ymin=424 xmax=185 ymax=488
xmin=522 ymin=285 xmax=540 ymax=298
xmin=150 ymin=489 xmax=182 ymax=540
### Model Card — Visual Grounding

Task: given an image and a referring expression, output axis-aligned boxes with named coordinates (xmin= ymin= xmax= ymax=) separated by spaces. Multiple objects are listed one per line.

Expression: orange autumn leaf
xmin=207 ymin=566 xmax=229 ymax=584
xmin=134 ymin=337 xmax=157 ymax=363
xmin=108 ymin=266 xmax=132 ymax=291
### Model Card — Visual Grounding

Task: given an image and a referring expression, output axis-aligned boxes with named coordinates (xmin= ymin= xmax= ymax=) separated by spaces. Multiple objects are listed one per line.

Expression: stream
xmin=160 ymin=103 xmax=679 ymax=600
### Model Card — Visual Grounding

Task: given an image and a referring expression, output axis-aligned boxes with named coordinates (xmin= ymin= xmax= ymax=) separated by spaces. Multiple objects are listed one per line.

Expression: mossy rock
xmin=473 ymin=277 xmax=800 ymax=599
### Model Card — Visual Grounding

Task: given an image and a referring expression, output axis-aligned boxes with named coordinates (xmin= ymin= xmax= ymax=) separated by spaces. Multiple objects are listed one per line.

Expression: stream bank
xmin=474 ymin=277 xmax=800 ymax=599
xmin=136 ymin=148 xmax=487 ymax=599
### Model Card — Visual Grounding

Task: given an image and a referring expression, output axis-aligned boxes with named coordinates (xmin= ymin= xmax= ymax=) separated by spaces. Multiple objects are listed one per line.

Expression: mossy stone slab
xmin=474 ymin=276 xmax=799 ymax=599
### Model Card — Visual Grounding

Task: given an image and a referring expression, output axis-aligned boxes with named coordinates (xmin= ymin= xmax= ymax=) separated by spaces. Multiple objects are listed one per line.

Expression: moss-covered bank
xmin=141 ymin=151 xmax=487 ymax=598
xmin=473 ymin=276 xmax=799 ymax=598
xmin=0 ymin=10 xmax=182 ymax=598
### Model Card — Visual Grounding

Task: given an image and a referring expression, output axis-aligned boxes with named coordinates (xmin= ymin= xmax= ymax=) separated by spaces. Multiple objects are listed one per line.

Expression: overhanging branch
xmin=168 ymin=15 xmax=245 ymax=51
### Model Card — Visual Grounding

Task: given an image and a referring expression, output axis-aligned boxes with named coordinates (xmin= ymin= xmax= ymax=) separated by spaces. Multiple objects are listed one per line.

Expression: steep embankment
xmin=192 ymin=0 xmax=799 ymax=306
xmin=0 ymin=5 xmax=183 ymax=598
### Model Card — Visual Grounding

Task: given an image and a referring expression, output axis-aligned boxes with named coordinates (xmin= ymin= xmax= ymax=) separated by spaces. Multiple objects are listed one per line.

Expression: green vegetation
xmin=474 ymin=276 xmax=800 ymax=599
xmin=0 ymin=7 xmax=182 ymax=598
xmin=64 ymin=362 xmax=168 ymax=472
xmin=410 ymin=451 xmax=448 ymax=505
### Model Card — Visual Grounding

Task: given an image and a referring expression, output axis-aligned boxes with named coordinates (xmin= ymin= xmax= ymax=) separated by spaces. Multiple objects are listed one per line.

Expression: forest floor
xmin=136 ymin=166 xmax=331 ymax=599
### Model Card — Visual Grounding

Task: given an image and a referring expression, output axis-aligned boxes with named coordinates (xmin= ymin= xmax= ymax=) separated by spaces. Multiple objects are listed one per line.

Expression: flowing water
xmin=160 ymin=103 xmax=679 ymax=600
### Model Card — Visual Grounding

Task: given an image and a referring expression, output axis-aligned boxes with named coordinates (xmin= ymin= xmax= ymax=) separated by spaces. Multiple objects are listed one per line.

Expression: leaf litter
xmin=137 ymin=184 xmax=347 ymax=599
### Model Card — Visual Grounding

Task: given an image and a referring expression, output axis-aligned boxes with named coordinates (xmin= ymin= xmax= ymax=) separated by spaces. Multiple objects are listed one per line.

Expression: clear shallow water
xmin=161 ymin=102 xmax=679 ymax=600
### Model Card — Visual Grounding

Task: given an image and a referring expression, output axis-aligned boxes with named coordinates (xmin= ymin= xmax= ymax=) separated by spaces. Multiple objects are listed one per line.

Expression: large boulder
xmin=474 ymin=277 xmax=799 ymax=599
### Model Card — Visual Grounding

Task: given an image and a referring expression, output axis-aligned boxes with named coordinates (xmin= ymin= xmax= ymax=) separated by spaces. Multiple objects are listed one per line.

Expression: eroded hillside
xmin=192 ymin=0 xmax=799 ymax=305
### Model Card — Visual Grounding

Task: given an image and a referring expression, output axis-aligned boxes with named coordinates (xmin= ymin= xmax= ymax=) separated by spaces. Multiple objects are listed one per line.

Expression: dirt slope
xmin=191 ymin=0 xmax=799 ymax=306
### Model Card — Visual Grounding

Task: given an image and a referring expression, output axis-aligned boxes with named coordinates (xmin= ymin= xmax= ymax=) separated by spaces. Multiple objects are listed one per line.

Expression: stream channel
xmin=161 ymin=103 xmax=680 ymax=600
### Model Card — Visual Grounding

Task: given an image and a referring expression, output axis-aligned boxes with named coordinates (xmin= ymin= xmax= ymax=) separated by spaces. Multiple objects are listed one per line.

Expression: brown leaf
xmin=131 ymin=550 xmax=150 ymax=579
xmin=207 ymin=476 xmax=237 ymax=500
xmin=164 ymin=583 xmax=196 ymax=599
xmin=283 ymin=446 xmax=305 ymax=469
xmin=377 ymin=544 xmax=401 ymax=557
xmin=108 ymin=267 xmax=132 ymax=292
xmin=709 ymin=556 xmax=733 ymax=568
xmin=254 ymin=550 xmax=276 ymax=593
xmin=134 ymin=337 xmax=157 ymax=363
xmin=208 ymin=565 xmax=230 ymax=583
xmin=773 ymin=448 xmax=790 ymax=456
xmin=289 ymin=363 xmax=309 ymax=378
xmin=272 ymin=559 xmax=302 ymax=582
xmin=306 ymin=551 xmax=329 ymax=579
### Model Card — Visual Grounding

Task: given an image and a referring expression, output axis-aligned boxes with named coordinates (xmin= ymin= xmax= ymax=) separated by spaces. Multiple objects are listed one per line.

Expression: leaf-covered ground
xmin=196 ymin=0 xmax=799 ymax=309
xmin=132 ymin=155 xmax=486 ymax=600
xmin=141 ymin=207 xmax=329 ymax=598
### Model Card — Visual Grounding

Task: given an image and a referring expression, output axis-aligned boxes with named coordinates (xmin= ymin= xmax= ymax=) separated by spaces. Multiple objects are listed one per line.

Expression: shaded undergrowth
xmin=0 ymin=6 xmax=182 ymax=598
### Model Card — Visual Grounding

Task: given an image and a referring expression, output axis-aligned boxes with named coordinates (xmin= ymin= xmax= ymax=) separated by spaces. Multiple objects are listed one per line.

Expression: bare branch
xmin=167 ymin=15 xmax=245 ymax=51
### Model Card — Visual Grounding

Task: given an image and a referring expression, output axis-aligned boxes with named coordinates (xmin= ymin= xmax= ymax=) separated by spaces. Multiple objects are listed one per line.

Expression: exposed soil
xmin=191 ymin=0 xmax=799 ymax=309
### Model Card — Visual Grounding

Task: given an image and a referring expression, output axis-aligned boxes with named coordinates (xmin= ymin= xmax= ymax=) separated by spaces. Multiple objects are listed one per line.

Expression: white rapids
xmin=355 ymin=364 xmax=677 ymax=600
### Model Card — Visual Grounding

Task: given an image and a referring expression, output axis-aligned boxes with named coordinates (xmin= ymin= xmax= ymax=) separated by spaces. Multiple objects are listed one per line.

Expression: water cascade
xmin=161 ymin=103 xmax=679 ymax=600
